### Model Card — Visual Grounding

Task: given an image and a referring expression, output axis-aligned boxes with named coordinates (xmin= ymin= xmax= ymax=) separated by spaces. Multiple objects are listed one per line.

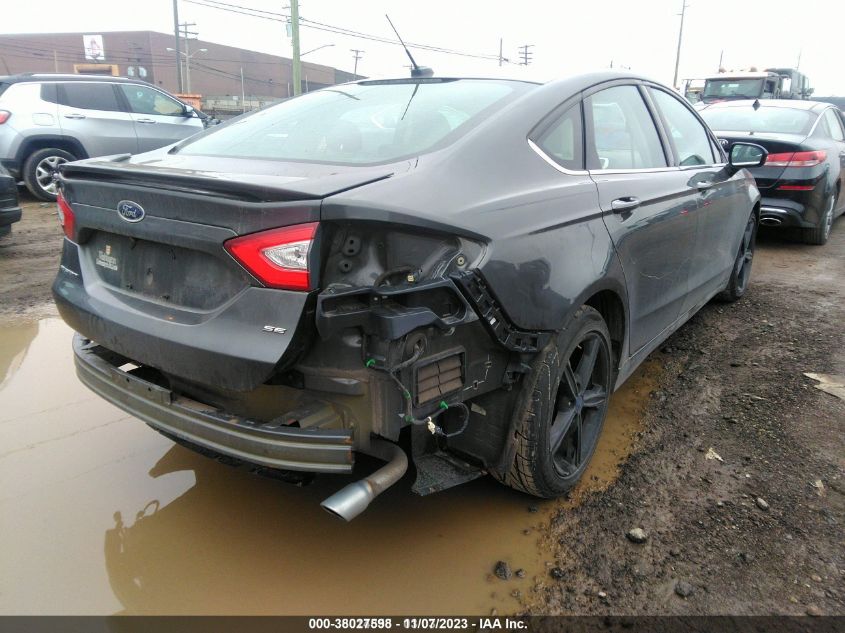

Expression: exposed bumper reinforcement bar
xmin=73 ymin=333 xmax=354 ymax=473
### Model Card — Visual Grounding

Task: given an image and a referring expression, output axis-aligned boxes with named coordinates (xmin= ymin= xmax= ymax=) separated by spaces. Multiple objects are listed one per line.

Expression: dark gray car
xmin=52 ymin=72 xmax=764 ymax=520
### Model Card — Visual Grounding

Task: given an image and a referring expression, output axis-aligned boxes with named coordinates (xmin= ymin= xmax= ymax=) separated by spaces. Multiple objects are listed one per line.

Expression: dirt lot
xmin=0 ymin=196 xmax=62 ymax=323
xmin=0 ymin=192 xmax=843 ymax=615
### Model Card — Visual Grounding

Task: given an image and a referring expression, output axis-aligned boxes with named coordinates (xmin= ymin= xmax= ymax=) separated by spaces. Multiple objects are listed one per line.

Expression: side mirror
xmin=728 ymin=142 xmax=767 ymax=171
xmin=183 ymin=104 xmax=195 ymax=117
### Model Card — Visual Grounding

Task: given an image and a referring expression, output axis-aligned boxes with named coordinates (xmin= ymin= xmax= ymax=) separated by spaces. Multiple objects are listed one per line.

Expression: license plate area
xmin=86 ymin=232 xmax=247 ymax=310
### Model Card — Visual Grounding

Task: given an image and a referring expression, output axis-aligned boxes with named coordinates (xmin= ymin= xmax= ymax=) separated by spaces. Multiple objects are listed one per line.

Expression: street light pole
xmin=672 ymin=0 xmax=689 ymax=89
xmin=291 ymin=0 xmax=301 ymax=95
xmin=166 ymin=46 xmax=207 ymax=94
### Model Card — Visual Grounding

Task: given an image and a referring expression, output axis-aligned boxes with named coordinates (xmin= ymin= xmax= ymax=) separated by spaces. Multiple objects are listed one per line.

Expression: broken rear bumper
xmin=73 ymin=333 xmax=354 ymax=473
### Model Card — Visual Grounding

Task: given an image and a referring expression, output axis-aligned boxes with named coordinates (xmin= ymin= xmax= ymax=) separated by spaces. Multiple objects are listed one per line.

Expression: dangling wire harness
xmin=365 ymin=349 xmax=469 ymax=438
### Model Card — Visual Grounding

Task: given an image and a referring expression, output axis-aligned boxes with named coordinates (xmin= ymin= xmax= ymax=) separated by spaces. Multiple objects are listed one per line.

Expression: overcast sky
xmin=4 ymin=0 xmax=844 ymax=95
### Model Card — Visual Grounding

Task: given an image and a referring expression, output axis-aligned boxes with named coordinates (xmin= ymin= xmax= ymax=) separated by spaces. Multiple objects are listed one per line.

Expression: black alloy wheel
xmin=718 ymin=211 xmax=757 ymax=302
xmin=498 ymin=306 xmax=613 ymax=498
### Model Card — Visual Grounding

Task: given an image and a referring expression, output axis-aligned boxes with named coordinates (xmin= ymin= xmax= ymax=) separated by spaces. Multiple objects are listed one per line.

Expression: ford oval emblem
xmin=117 ymin=200 xmax=145 ymax=223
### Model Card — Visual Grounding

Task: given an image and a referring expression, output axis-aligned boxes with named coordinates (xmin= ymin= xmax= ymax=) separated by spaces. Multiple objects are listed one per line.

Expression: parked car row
xmin=51 ymin=70 xmax=772 ymax=519
xmin=0 ymin=73 xmax=210 ymax=201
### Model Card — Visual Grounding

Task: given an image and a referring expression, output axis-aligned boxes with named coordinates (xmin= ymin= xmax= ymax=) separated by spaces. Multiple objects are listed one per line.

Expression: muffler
xmin=760 ymin=217 xmax=782 ymax=226
xmin=321 ymin=438 xmax=408 ymax=521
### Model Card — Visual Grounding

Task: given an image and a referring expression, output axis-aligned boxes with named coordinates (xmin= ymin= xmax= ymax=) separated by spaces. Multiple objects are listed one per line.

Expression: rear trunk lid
xmin=713 ymin=131 xmax=808 ymax=189
xmin=54 ymin=154 xmax=395 ymax=391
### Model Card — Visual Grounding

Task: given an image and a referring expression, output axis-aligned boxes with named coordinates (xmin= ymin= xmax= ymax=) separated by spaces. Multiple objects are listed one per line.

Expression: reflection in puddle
xmin=0 ymin=319 xmax=659 ymax=615
xmin=0 ymin=321 xmax=38 ymax=389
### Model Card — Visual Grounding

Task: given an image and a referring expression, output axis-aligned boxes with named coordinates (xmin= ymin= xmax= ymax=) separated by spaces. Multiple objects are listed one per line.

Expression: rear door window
xmin=533 ymin=103 xmax=583 ymax=170
xmin=58 ymin=82 xmax=122 ymax=112
xmin=649 ymin=88 xmax=715 ymax=166
xmin=586 ymin=85 xmax=667 ymax=170
xmin=822 ymin=109 xmax=845 ymax=141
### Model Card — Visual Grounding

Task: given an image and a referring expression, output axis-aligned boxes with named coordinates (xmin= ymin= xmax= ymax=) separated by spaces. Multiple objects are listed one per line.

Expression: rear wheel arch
xmin=584 ymin=288 xmax=626 ymax=374
xmin=16 ymin=135 xmax=88 ymax=166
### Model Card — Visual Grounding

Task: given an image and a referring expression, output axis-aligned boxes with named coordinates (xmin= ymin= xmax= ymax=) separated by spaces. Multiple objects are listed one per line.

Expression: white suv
xmin=0 ymin=74 xmax=208 ymax=200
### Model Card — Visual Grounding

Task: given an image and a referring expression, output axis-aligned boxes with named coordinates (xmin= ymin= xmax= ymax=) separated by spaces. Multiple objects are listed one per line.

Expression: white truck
xmin=688 ymin=68 xmax=812 ymax=105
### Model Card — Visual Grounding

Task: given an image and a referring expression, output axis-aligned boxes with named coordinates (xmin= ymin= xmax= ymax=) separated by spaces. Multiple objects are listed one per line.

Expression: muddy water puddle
xmin=0 ymin=319 xmax=658 ymax=615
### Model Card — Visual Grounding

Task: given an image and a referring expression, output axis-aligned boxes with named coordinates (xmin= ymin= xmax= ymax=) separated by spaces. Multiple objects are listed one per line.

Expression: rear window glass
xmin=700 ymin=106 xmax=815 ymax=135
xmin=703 ymin=78 xmax=763 ymax=100
xmin=178 ymin=79 xmax=533 ymax=164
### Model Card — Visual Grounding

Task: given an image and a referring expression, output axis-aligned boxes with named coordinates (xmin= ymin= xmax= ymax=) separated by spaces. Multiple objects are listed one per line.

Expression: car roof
xmin=698 ymin=99 xmax=830 ymax=113
xmin=0 ymin=73 xmax=151 ymax=86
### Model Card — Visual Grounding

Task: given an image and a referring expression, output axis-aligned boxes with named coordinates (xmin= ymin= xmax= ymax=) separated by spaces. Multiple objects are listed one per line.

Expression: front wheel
xmin=23 ymin=148 xmax=75 ymax=201
xmin=802 ymin=193 xmax=835 ymax=246
xmin=497 ymin=306 xmax=613 ymax=498
xmin=717 ymin=210 xmax=757 ymax=302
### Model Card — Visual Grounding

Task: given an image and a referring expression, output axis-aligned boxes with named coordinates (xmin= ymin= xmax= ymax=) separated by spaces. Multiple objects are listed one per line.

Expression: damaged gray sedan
xmin=52 ymin=72 xmax=764 ymax=520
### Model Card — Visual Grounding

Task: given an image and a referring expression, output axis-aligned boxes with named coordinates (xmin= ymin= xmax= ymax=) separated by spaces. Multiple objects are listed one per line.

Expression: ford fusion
xmin=52 ymin=72 xmax=765 ymax=520
xmin=699 ymin=99 xmax=845 ymax=245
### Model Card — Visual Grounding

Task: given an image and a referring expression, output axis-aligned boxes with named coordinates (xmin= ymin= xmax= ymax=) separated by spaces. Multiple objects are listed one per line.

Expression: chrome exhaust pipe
xmin=321 ymin=438 xmax=408 ymax=521
xmin=760 ymin=217 xmax=782 ymax=226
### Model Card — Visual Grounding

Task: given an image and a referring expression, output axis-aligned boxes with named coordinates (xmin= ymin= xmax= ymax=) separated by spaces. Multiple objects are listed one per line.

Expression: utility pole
xmin=240 ymin=67 xmax=246 ymax=113
xmin=499 ymin=38 xmax=503 ymax=66
xmin=672 ymin=0 xmax=689 ymax=89
xmin=290 ymin=0 xmax=301 ymax=95
xmin=350 ymin=49 xmax=364 ymax=76
xmin=518 ymin=44 xmax=534 ymax=66
xmin=718 ymin=49 xmax=723 ymax=71
xmin=172 ymin=0 xmax=184 ymax=92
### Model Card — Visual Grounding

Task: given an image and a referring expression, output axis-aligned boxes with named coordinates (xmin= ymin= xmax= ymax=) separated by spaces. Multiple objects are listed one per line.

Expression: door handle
xmin=63 ymin=113 xmax=86 ymax=119
xmin=695 ymin=180 xmax=714 ymax=191
xmin=136 ymin=118 xmax=156 ymax=124
xmin=610 ymin=197 xmax=641 ymax=213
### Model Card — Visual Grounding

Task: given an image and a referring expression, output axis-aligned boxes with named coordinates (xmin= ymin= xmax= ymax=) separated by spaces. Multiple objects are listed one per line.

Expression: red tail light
xmin=56 ymin=190 xmax=76 ymax=240
xmin=777 ymin=184 xmax=815 ymax=191
xmin=0 ymin=110 xmax=10 ymax=124
xmin=224 ymin=222 xmax=318 ymax=291
xmin=764 ymin=150 xmax=826 ymax=168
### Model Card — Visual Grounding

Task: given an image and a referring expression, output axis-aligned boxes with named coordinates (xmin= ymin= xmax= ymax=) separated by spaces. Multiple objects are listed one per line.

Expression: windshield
xmin=177 ymin=79 xmax=532 ymax=165
xmin=703 ymin=78 xmax=764 ymax=100
xmin=700 ymin=106 xmax=816 ymax=135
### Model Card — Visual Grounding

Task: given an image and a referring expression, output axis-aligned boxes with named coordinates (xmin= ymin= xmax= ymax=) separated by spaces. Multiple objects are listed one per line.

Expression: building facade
xmin=0 ymin=31 xmax=360 ymax=106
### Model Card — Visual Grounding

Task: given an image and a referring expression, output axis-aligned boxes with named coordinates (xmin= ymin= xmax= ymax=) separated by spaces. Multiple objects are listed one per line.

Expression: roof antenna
xmin=385 ymin=14 xmax=433 ymax=78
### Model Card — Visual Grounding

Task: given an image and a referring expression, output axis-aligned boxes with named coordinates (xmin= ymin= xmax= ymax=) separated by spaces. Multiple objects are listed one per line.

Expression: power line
xmin=183 ymin=0 xmax=509 ymax=63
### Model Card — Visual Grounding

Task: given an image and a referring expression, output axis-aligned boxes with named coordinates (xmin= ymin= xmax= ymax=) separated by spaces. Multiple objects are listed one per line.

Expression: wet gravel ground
xmin=524 ymin=223 xmax=845 ymax=615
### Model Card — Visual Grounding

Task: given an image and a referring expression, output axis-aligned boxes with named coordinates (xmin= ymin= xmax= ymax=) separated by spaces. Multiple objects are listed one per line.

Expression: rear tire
xmin=23 ymin=148 xmax=75 ymax=201
xmin=802 ymin=193 xmax=835 ymax=245
xmin=496 ymin=306 xmax=613 ymax=498
xmin=717 ymin=210 xmax=757 ymax=302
